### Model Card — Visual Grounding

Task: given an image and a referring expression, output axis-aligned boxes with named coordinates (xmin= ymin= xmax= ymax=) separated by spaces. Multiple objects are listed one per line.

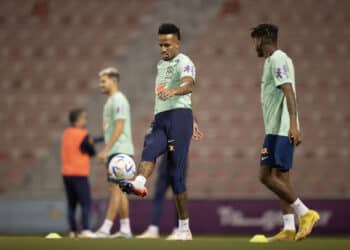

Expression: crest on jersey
xmin=165 ymin=66 xmax=175 ymax=80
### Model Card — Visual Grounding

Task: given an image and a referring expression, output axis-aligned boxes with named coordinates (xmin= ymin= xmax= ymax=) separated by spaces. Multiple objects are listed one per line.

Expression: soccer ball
xmin=108 ymin=154 xmax=136 ymax=180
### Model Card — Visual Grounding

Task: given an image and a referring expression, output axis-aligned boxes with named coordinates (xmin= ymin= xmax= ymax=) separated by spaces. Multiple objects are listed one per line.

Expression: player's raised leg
xmin=137 ymin=154 xmax=171 ymax=239
xmin=120 ymin=126 xmax=168 ymax=196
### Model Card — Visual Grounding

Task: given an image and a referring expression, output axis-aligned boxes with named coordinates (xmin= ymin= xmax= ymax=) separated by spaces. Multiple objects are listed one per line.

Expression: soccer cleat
xmin=119 ymin=180 xmax=148 ymax=197
xmin=136 ymin=228 xmax=160 ymax=239
xmin=68 ymin=232 xmax=77 ymax=238
xmin=165 ymin=228 xmax=179 ymax=240
xmin=166 ymin=229 xmax=192 ymax=241
xmin=118 ymin=180 xmax=134 ymax=193
xmin=94 ymin=230 xmax=111 ymax=238
xmin=268 ymin=230 xmax=296 ymax=242
xmin=78 ymin=230 xmax=97 ymax=238
xmin=110 ymin=231 xmax=133 ymax=239
xmin=295 ymin=210 xmax=320 ymax=241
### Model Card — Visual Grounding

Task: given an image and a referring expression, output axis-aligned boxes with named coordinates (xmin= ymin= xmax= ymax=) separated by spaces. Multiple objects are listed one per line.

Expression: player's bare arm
xmin=158 ymin=76 xmax=194 ymax=100
xmin=279 ymin=83 xmax=302 ymax=146
xmin=98 ymin=119 xmax=125 ymax=163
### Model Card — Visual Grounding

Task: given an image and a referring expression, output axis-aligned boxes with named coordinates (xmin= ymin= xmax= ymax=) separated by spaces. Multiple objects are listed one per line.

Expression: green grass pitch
xmin=0 ymin=236 xmax=349 ymax=250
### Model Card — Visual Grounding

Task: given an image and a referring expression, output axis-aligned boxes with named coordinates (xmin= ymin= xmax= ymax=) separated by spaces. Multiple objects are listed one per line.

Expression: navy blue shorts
xmin=142 ymin=108 xmax=193 ymax=194
xmin=107 ymin=153 xmax=134 ymax=184
xmin=260 ymin=134 xmax=294 ymax=172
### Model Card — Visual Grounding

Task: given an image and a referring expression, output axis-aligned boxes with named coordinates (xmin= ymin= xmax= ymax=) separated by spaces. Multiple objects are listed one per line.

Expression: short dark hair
xmin=158 ymin=23 xmax=181 ymax=40
xmin=251 ymin=23 xmax=278 ymax=43
xmin=69 ymin=108 xmax=85 ymax=126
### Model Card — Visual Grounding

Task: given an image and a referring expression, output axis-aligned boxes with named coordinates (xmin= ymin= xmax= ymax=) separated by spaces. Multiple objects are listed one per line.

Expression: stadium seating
xmin=0 ymin=0 xmax=156 ymax=194
xmin=186 ymin=0 xmax=350 ymax=198
xmin=0 ymin=0 xmax=349 ymax=198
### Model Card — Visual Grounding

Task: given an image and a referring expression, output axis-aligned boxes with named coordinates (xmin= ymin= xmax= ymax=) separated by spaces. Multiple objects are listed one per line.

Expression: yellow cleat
xmin=268 ymin=230 xmax=296 ymax=242
xmin=295 ymin=210 xmax=320 ymax=241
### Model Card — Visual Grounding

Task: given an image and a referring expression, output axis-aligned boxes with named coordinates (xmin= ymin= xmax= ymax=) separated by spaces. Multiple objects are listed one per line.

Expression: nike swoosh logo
xmin=261 ymin=156 xmax=269 ymax=161
xmin=168 ymin=139 xmax=175 ymax=143
xmin=125 ymin=166 xmax=133 ymax=173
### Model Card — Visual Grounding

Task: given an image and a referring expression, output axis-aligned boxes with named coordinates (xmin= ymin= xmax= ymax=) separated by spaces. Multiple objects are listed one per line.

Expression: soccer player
xmin=250 ymin=24 xmax=320 ymax=241
xmin=61 ymin=108 xmax=96 ymax=238
xmin=137 ymin=120 xmax=203 ymax=239
xmin=94 ymin=67 xmax=134 ymax=238
xmin=120 ymin=23 xmax=196 ymax=240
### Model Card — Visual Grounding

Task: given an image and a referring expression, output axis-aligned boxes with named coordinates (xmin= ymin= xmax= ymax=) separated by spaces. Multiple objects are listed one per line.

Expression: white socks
xmin=133 ymin=175 xmax=147 ymax=189
xmin=148 ymin=225 xmax=159 ymax=234
xmin=99 ymin=218 xmax=132 ymax=234
xmin=179 ymin=218 xmax=190 ymax=231
xmin=279 ymin=198 xmax=308 ymax=231
xmin=99 ymin=219 xmax=113 ymax=234
xmin=291 ymin=198 xmax=309 ymax=217
xmin=283 ymin=214 xmax=296 ymax=231
xmin=120 ymin=218 xmax=131 ymax=234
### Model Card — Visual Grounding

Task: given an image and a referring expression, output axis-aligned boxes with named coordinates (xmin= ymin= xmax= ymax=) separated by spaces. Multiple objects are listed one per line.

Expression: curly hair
xmin=251 ymin=23 xmax=278 ymax=43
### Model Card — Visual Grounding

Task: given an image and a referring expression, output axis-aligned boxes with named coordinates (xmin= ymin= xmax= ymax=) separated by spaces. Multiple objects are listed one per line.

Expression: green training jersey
xmin=154 ymin=53 xmax=196 ymax=114
xmin=103 ymin=91 xmax=134 ymax=156
xmin=261 ymin=49 xmax=299 ymax=136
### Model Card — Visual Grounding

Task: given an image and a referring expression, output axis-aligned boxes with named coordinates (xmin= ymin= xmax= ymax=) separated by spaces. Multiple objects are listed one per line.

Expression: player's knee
xmin=154 ymin=185 xmax=167 ymax=200
xmin=141 ymin=148 xmax=157 ymax=164
xmin=171 ymin=178 xmax=186 ymax=194
xmin=108 ymin=183 xmax=115 ymax=193
xmin=109 ymin=182 xmax=121 ymax=196
xmin=259 ymin=173 xmax=272 ymax=186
